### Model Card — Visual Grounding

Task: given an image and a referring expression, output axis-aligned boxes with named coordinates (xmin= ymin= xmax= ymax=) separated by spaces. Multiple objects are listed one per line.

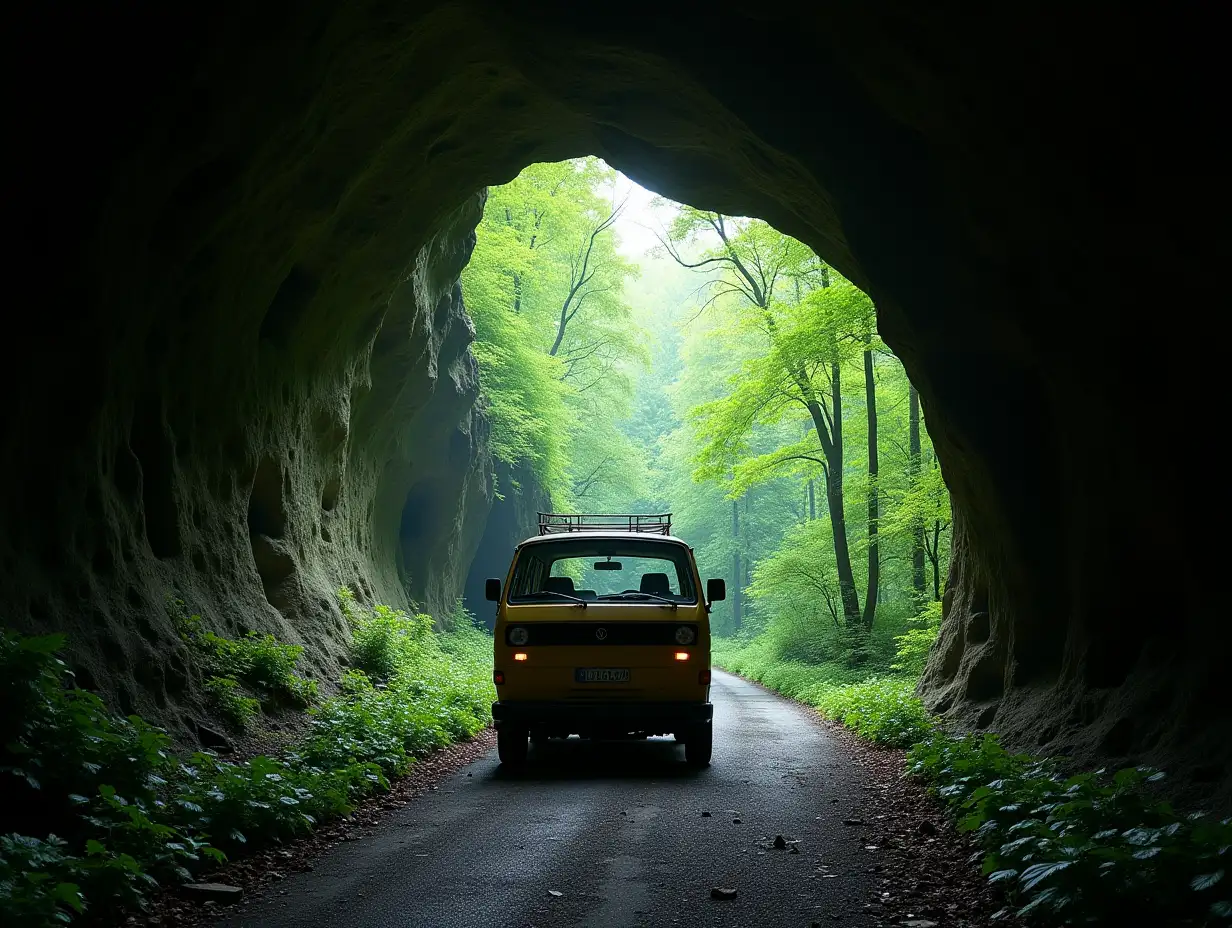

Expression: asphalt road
xmin=217 ymin=670 xmax=879 ymax=928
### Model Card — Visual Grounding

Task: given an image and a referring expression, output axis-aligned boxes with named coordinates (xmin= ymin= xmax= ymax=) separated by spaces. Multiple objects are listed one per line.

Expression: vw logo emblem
xmin=595 ymin=627 xmax=608 ymax=641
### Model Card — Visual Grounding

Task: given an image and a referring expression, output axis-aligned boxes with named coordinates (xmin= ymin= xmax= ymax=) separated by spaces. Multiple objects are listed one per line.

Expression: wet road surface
xmin=217 ymin=670 xmax=878 ymax=927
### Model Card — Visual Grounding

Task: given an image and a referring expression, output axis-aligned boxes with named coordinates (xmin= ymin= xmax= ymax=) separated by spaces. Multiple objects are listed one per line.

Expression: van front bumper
xmin=491 ymin=700 xmax=712 ymax=732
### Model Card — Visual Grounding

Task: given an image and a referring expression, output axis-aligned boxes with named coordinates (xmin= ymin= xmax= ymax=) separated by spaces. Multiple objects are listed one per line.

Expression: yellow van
xmin=485 ymin=513 xmax=726 ymax=768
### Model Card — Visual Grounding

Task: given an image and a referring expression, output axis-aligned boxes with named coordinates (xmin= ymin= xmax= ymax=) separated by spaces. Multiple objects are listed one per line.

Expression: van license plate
xmin=575 ymin=668 xmax=630 ymax=683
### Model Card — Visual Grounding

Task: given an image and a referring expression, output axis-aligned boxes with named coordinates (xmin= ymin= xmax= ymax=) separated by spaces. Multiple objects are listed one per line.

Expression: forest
xmin=462 ymin=157 xmax=951 ymax=678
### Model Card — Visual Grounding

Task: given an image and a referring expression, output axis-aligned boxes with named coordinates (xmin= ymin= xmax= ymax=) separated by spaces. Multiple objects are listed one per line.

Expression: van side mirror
xmin=485 ymin=578 xmax=501 ymax=602
xmin=706 ymin=578 xmax=726 ymax=602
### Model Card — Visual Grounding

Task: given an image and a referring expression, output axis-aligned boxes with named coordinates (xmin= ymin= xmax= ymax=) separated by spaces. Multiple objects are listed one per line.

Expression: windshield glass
xmin=508 ymin=539 xmax=697 ymax=604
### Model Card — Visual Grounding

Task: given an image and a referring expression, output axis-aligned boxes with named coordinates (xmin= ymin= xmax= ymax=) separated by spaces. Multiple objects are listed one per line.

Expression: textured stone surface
xmin=463 ymin=461 xmax=552 ymax=629
xmin=7 ymin=4 xmax=1226 ymax=800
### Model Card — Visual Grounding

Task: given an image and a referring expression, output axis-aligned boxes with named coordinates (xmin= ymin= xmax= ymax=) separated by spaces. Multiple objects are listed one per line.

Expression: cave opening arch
xmin=7 ymin=4 xmax=1225 ymax=804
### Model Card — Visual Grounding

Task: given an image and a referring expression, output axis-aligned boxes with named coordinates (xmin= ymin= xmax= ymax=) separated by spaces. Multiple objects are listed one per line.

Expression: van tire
xmin=498 ymin=726 xmax=529 ymax=767
xmin=684 ymin=724 xmax=712 ymax=767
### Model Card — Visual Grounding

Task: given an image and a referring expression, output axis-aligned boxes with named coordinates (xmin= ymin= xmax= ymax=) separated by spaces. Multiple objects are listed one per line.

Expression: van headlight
xmin=675 ymin=625 xmax=695 ymax=645
xmin=508 ymin=626 xmax=529 ymax=646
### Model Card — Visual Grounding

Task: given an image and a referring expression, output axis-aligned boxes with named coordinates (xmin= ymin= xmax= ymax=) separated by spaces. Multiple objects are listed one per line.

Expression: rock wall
xmin=462 ymin=461 xmax=553 ymax=629
xmin=2 ymin=179 xmax=496 ymax=732
xmin=7 ymin=4 xmax=1227 ymax=801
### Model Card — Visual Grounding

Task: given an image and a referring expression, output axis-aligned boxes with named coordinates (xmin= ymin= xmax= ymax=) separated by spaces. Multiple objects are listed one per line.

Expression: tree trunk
xmin=806 ymin=363 xmax=860 ymax=625
xmin=908 ymin=383 xmax=926 ymax=599
xmin=807 ymin=479 xmax=815 ymax=520
xmin=862 ymin=342 xmax=879 ymax=628
xmin=932 ymin=520 xmax=942 ymax=600
xmin=731 ymin=498 xmax=742 ymax=630
xmin=548 ymin=309 xmax=567 ymax=356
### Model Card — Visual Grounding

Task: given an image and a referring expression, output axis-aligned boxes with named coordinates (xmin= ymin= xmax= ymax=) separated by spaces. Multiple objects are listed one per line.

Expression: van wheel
xmin=684 ymin=724 xmax=712 ymax=767
xmin=498 ymin=726 xmax=529 ymax=767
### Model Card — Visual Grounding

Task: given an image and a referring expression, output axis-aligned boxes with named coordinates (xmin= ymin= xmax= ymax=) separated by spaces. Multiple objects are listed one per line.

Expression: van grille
xmin=509 ymin=622 xmax=697 ymax=647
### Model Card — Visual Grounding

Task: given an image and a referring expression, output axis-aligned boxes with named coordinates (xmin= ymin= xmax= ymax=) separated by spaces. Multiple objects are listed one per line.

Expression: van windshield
xmin=508 ymin=539 xmax=697 ymax=604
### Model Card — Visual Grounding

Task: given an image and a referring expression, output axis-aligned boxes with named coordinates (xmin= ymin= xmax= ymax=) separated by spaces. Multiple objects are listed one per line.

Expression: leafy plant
xmin=810 ymin=677 xmax=935 ymax=747
xmin=0 ymin=834 xmax=83 ymax=925
xmin=343 ymin=591 xmax=433 ymax=681
xmin=891 ymin=600 xmax=943 ymax=674
xmin=172 ymin=601 xmax=318 ymax=709
xmin=908 ymin=732 xmax=1232 ymax=923
xmin=203 ymin=676 xmax=260 ymax=731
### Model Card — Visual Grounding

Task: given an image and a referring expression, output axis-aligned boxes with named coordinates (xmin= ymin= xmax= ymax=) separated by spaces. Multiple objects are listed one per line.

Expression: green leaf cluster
xmin=172 ymin=601 xmax=319 ymax=727
xmin=0 ymin=630 xmax=217 ymax=923
xmin=890 ymin=600 xmax=944 ymax=675
xmin=809 ymin=677 xmax=936 ymax=747
xmin=908 ymin=732 xmax=1232 ymax=923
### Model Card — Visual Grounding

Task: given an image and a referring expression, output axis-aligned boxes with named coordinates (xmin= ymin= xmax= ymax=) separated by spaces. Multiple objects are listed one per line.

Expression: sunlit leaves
xmin=463 ymin=158 xmax=646 ymax=503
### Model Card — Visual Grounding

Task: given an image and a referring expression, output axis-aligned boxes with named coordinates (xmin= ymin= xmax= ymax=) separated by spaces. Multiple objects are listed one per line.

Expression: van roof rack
xmin=537 ymin=512 xmax=672 ymax=536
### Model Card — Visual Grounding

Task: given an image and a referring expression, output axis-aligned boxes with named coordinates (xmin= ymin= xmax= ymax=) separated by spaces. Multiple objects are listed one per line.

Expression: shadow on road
xmin=489 ymin=736 xmax=708 ymax=782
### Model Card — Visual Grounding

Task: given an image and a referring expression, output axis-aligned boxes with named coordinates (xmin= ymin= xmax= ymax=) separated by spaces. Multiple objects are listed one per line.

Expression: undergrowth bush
xmin=202 ymin=677 xmax=260 ymax=731
xmin=334 ymin=587 xmax=493 ymax=760
xmin=2 ymin=599 xmax=494 ymax=925
xmin=0 ymin=630 xmax=215 ymax=924
xmin=811 ymin=677 xmax=935 ymax=747
xmin=908 ymin=732 xmax=1231 ymax=924
xmin=891 ymin=600 xmax=943 ymax=674
xmin=171 ymin=601 xmax=319 ymax=719
xmin=340 ymin=587 xmax=434 ymax=681
xmin=713 ymin=636 xmax=868 ymax=695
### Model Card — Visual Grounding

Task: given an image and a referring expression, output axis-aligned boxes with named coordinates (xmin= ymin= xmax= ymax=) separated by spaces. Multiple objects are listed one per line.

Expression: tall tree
xmin=731 ymin=498 xmax=742 ymax=629
xmin=908 ymin=383 xmax=927 ymax=599
xmin=862 ymin=334 xmax=879 ymax=627
xmin=660 ymin=211 xmax=872 ymax=626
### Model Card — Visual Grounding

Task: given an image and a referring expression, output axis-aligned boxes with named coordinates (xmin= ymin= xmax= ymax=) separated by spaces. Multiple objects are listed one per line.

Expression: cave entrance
xmin=456 ymin=156 xmax=952 ymax=685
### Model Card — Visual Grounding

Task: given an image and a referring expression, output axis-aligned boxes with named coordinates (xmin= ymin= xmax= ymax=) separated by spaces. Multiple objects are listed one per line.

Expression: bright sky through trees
xmin=609 ymin=171 xmax=671 ymax=258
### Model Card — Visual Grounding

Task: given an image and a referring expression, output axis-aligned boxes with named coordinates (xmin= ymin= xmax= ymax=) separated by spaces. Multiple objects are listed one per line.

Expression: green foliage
xmin=0 ymin=834 xmax=83 ymax=925
xmin=908 ymin=732 xmax=1232 ymax=923
xmin=342 ymin=589 xmax=434 ymax=681
xmin=173 ymin=604 xmax=318 ymax=711
xmin=202 ymin=677 xmax=260 ymax=731
xmin=714 ymin=634 xmax=934 ymax=750
xmin=0 ymin=630 xmax=216 ymax=923
xmin=463 ymin=158 xmax=648 ymax=505
xmin=335 ymin=588 xmax=494 ymax=769
xmin=442 ymin=598 xmax=483 ymax=634
xmin=170 ymin=752 xmax=369 ymax=856
xmin=891 ymin=600 xmax=944 ymax=674
xmin=716 ymin=602 xmax=911 ymax=675
xmin=1 ymin=614 xmax=493 ymax=924
xmin=810 ymin=677 xmax=935 ymax=747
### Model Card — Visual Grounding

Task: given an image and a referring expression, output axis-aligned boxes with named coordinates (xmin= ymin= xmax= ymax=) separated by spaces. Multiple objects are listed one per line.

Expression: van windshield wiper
xmin=599 ymin=592 xmax=678 ymax=609
xmin=535 ymin=591 xmax=587 ymax=607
